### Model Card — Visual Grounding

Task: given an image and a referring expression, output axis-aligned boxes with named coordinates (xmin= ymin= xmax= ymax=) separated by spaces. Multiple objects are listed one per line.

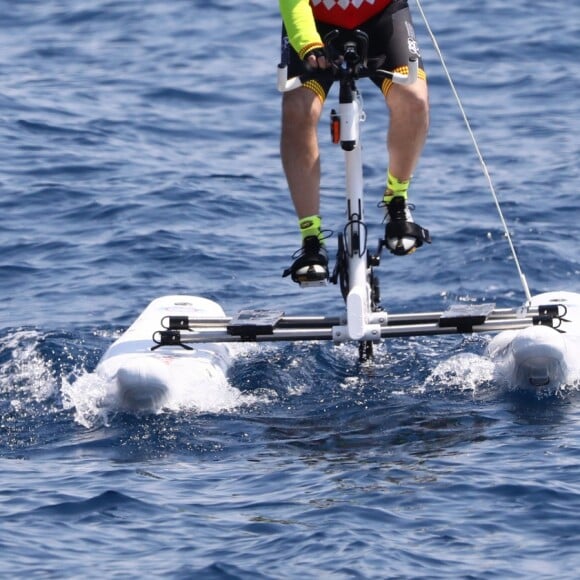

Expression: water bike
xmin=96 ymin=24 xmax=577 ymax=411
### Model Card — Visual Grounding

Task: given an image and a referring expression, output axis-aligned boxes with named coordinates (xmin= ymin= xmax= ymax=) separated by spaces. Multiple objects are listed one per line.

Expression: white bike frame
xmin=278 ymin=31 xmax=418 ymax=353
xmin=334 ymin=87 xmax=382 ymax=343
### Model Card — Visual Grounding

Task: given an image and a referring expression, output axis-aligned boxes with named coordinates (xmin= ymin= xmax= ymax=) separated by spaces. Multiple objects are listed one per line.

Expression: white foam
xmin=0 ymin=329 xmax=56 ymax=402
xmin=62 ymin=361 xmax=267 ymax=428
xmin=61 ymin=371 xmax=114 ymax=428
xmin=422 ymin=352 xmax=496 ymax=394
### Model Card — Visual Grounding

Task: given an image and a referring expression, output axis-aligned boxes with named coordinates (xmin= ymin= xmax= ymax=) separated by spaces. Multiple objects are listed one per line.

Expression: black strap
xmin=386 ymin=221 xmax=431 ymax=246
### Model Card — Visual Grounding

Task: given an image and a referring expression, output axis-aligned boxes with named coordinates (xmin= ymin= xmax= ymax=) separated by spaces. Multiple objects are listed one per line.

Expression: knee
xmin=388 ymin=82 xmax=430 ymax=119
xmin=282 ymin=90 xmax=322 ymax=129
xmin=410 ymin=88 xmax=429 ymax=117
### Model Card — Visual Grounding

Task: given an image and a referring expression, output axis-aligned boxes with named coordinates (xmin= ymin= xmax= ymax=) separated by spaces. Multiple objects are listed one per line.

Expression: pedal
xmin=299 ymin=279 xmax=329 ymax=288
xmin=295 ymin=267 xmax=329 ymax=288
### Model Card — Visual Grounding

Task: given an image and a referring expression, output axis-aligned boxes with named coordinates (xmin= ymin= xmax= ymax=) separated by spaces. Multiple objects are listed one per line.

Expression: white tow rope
xmin=415 ymin=0 xmax=532 ymax=303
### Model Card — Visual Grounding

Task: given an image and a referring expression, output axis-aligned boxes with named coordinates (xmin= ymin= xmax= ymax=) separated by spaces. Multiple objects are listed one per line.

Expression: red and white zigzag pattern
xmin=311 ymin=0 xmax=377 ymax=9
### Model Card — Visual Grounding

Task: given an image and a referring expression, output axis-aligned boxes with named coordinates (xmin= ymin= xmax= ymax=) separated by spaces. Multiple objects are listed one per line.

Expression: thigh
xmin=282 ymin=84 xmax=324 ymax=124
xmin=363 ymin=0 xmax=426 ymax=89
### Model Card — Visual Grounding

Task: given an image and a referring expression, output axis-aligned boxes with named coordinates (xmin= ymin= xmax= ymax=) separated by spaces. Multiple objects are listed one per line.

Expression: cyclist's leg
xmin=280 ymin=27 xmax=334 ymax=222
xmin=281 ymin=89 xmax=324 ymax=219
xmin=366 ymin=1 xmax=431 ymax=254
xmin=280 ymin=28 xmax=334 ymax=282
xmin=368 ymin=0 xmax=429 ymax=186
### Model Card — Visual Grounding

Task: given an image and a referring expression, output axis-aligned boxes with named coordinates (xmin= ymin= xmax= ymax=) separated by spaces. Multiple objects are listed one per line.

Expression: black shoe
xmin=283 ymin=235 xmax=329 ymax=285
xmin=384 ymin=196 xmax=431 ymax=256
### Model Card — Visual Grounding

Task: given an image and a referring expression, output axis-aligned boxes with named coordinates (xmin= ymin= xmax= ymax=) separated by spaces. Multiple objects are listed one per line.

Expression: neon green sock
xmin=383 ymin=170 xmax=411 ymax=204
xmin=298 ymin=215 xmax=323 ymax=243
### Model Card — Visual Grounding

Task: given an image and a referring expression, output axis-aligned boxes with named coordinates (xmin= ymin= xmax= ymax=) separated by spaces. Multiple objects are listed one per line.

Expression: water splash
xmin=62 ymin=347 xmax=274 ymax=429
xmin=61 ymin=372 xmax=114 ymax=428
xmin=422 ymin=352 xmax=496 ymax=395
xmin=0 ymin=329 xmax=57 ymax=403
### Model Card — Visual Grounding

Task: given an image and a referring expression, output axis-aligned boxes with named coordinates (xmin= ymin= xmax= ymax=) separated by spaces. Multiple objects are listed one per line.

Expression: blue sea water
xmin=1 ymin=0 xmax=580 ymax=577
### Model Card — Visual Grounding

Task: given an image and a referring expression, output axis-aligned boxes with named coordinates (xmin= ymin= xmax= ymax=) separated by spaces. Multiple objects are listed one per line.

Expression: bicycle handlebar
xmin=277 ymin=28 xmax=419 ymax=93
xmin=277 ymin=57 xmax=418 ymax=92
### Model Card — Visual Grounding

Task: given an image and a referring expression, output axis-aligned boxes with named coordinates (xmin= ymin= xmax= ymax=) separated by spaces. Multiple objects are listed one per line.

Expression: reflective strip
xmin=381 ymin=67 xmax=426 ymax=96
xmin=303 ymin=79 xmax=327 ymax=102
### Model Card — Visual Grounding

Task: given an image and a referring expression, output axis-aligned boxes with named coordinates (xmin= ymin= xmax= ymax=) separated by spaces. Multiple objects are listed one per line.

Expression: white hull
xmin=487 ymin=291 xmax=580 ymax=390
xmin=96 ymin=295 xmax=234 ymax=412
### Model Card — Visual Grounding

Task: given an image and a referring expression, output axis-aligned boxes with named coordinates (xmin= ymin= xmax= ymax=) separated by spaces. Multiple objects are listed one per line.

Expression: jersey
xmin=280 ymin=0 xmax=393 ymax=59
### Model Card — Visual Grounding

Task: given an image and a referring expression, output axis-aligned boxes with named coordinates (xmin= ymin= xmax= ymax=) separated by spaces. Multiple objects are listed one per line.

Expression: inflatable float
xmin=487 ymin=291 xmax=580 ymax=390
xmin=96 ymin=295 xmax=235 ymax=412
xmin=95 ymin=291 xmax=579 ymax=412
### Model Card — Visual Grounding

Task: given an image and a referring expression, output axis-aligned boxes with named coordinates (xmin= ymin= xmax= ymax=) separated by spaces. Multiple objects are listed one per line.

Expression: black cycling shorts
xmin=280 ymin=0 xmax=426 ymax=100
